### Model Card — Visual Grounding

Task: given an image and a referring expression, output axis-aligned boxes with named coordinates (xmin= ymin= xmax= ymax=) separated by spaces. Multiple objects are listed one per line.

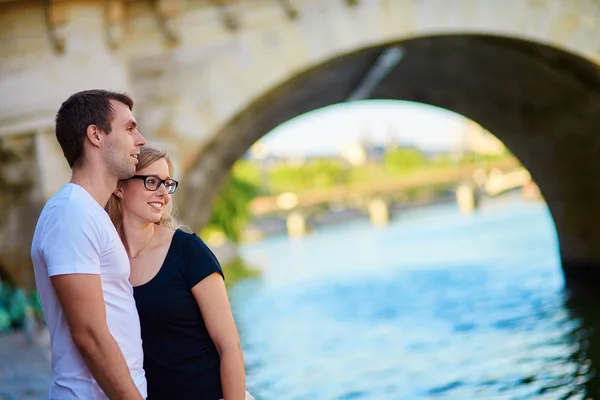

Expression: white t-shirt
xmin=31 ymin=183 xmax=147 ymax=399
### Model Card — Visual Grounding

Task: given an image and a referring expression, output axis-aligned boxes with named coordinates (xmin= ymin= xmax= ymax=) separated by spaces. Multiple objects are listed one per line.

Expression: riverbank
xmin=0 ymin=241 xmax=260 ymax=399
xmin=0 ymin=329 xmax=51 ymax=400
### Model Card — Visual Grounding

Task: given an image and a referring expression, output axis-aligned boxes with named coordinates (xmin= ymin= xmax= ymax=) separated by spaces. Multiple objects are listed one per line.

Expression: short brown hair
xmin=55 ymin=89 xmax=134 ymax=168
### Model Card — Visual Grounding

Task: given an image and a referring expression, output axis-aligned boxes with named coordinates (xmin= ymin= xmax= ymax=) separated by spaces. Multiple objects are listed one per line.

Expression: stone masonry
xmin=2 ymin=0 xmax=600 ymax=286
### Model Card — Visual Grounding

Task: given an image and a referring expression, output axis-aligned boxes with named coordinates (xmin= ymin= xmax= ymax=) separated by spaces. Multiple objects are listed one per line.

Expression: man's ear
xmin=86 ymin=125 xmax=102 ymax=148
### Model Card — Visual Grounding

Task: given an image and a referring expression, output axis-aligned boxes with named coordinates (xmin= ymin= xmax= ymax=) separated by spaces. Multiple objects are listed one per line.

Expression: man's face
xmin=102 ymin=100 xmax=147 ymax=180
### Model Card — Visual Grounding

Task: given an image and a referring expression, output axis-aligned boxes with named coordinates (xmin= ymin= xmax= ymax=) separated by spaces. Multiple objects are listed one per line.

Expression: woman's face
xmin=120 ymin=158 xmax=173 ymax=225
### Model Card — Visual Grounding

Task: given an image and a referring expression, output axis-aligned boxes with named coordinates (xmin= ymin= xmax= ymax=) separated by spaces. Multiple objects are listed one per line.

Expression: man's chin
xmin=117 ymin=167 xmax=136 ymax=180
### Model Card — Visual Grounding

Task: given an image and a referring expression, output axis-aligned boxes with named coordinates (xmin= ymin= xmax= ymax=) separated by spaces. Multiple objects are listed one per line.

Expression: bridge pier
xmin=368 ymin=198 xmax=390 ymax=227
xmin=0 ymin=135 xmax=43 ymax=288
xmin=550 ymin=200 xmax=600 ymax=290
xmin=286 ymin=211 xmax=307 ymax=238
xmin=0 ymin=130 xmax=69 ymax=289
xmin=34 ymin=130 xmax=71 ymax=199
xmin=456 ymin=183 xmax=480 ymax=214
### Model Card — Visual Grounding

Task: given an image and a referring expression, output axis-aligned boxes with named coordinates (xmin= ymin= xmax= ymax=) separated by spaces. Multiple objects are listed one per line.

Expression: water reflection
xmin=232 ymin=194 xmax=600 ymax=399
xmin=561 ymin=291 xmax=600 ymax=399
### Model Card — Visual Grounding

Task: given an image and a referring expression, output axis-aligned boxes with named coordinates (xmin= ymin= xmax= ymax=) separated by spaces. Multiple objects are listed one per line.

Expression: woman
xmin=106 ymin=146 xmax=253 ymax=400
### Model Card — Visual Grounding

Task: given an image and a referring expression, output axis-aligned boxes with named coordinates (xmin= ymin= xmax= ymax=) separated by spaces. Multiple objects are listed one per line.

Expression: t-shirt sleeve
xmin=182 ymin=233 xmax=224 ymax=289
xmin=40 ymin=204 xmax=104 ymax=277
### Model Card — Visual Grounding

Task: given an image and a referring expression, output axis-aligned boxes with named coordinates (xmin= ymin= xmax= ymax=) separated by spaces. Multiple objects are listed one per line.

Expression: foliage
xmin=431 ymin=150 xmax=515 ymax=167
xmin=221 ymin=257 xmax=261 ymax=288
xmin=204 ymin=171 xmax=260 ymax=243
xmin=345 ymin=163 xmax=394 ymax=185
xmin=0 ymin=281 xmax=43 ymax=332
xmin=268 ymin=159 xmax=347 ymax=193
xmin=383 ymin=148 xmax=426 ymax=174
xmin=201 ymin=147 xmax=517 ymax=246
xmin=231 ymin=160 xmax=263 ymax=192
xmin=199 ymin=160 xmax=264 ymax=286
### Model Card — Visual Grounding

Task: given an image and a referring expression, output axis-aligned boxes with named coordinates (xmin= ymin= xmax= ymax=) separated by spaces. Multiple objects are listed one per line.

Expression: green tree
xmin=269 ymin=159 xmax=347 ymax=193
xmin=384 ymin=148 xmax=426 ymax=175
xmin=203 ymin=174 xmax=259 ymax=243
xmin=201 ymin=159 xmax=262 ymax=244
xmin=231 ymin=160 xmax=262 ymax=190
xmin=198 ymin=159 xmax=263 ymax=287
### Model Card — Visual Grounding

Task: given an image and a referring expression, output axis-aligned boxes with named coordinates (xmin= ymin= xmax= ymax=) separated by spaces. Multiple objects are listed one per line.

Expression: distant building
xmin=249 ymin=141 xmax=269 ymax=160
xmin=463 ymin=121 xmax=506 ymax=155
xmin=340 ymin=141 xmax=367 ymax=166
xmin=340 ymin=136 xmax=388 ymax=166
xmin=243 ymin=142 xmax=291 ymax=170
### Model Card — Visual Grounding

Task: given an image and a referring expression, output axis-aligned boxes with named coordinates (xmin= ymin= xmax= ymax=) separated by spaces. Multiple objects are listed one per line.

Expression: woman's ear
xmin=114 ymin=186 xmax=124 ymax=199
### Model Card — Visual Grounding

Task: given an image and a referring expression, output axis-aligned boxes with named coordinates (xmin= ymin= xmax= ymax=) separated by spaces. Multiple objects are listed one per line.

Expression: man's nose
xmin=136 ymin=130 xmax=147 ymax=146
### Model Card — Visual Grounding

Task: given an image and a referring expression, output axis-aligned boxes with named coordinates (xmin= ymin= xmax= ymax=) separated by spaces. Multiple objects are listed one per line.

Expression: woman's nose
xmin=157 ymin=183 xmax=169 ymax=195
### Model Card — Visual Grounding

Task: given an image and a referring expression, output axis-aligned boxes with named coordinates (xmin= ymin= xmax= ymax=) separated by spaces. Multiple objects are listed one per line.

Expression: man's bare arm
xmin=51 ymin=274 xmax=143 ymax=400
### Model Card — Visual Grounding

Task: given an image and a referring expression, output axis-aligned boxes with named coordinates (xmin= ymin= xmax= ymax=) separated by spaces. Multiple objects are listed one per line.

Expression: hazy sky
xmin=258 ymin=100 xmax=470 ymax=157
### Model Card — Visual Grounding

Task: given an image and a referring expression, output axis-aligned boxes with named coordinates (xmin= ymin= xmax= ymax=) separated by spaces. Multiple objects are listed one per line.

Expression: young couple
xmin=30 ymin=90 xmax=254 ymax=399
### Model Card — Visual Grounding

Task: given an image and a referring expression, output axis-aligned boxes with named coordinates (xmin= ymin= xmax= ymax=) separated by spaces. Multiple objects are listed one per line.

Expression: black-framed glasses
xmin=130 ymin=175 xmax=179 ymax=194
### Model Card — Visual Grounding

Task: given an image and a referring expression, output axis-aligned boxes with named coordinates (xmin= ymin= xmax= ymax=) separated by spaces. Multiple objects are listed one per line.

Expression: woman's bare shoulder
xmin=156 ymin=225 xmax=176 ymax=246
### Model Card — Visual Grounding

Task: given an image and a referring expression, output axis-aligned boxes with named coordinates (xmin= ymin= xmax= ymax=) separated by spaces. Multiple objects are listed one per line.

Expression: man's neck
xmin=70 ymin=164 xmax=118 ymax=208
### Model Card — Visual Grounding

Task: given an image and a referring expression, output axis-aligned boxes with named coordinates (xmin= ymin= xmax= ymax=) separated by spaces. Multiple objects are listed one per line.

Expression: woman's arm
xmin=192 ymin=272 xmax=246 ymax=400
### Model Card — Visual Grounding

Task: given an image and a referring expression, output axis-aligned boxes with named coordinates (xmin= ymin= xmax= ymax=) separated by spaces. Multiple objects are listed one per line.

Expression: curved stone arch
xmin=166 ymin=0 xmax=600 ymax=188
xmin=154 ymin=0 xmax=600 ymax=146
xmin=2 ymin=0 xmax=600 ymax=287
xmin=125 ymin=0 xmax=600 ymax=162
xmin=179 ymin=32 xmax=600 ymax=285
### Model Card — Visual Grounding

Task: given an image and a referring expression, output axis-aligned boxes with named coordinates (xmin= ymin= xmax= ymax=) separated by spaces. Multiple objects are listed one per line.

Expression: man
xmin=31 ymin=90 xmax=147 ymax=399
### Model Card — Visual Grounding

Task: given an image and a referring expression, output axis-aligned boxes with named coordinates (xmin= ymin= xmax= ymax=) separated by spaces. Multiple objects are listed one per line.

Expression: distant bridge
xmin=248 ymin=158 xmax=532 ymax=237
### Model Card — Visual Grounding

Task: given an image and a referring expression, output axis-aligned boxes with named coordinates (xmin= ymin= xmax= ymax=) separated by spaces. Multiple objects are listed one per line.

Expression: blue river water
xmin=231 ymin=193 xmax=598 ymax=400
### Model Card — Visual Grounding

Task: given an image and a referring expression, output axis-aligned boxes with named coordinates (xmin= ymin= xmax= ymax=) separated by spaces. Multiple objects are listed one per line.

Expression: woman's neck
xmin=123 ymin=220 xmax=157 ymax=259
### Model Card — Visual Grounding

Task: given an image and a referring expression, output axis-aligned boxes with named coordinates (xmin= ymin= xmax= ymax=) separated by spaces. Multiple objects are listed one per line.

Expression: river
xmin=232 ymin=192 xmax=599 ymax=399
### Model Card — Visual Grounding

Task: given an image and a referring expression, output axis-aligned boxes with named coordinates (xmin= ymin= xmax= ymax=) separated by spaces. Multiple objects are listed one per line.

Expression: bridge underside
xmin=0 ymin=134 xmax=45 ymax=288
xmin=180 ymin=34 xmax=600 ymax=286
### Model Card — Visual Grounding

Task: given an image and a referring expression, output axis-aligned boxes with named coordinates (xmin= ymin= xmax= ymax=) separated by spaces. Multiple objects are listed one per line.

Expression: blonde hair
xmin=106 ymin=145 xmax=182 ymax=254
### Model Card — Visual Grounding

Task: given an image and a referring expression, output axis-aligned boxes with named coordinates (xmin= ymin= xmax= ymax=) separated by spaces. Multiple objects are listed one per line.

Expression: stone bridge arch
xmin=2 ymin=0 xmax=600 ymax=287
xmin=166 ymin=7 xmax=600 ymax=287
xmin=179 ymin=35 xmax=600 ymax=289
